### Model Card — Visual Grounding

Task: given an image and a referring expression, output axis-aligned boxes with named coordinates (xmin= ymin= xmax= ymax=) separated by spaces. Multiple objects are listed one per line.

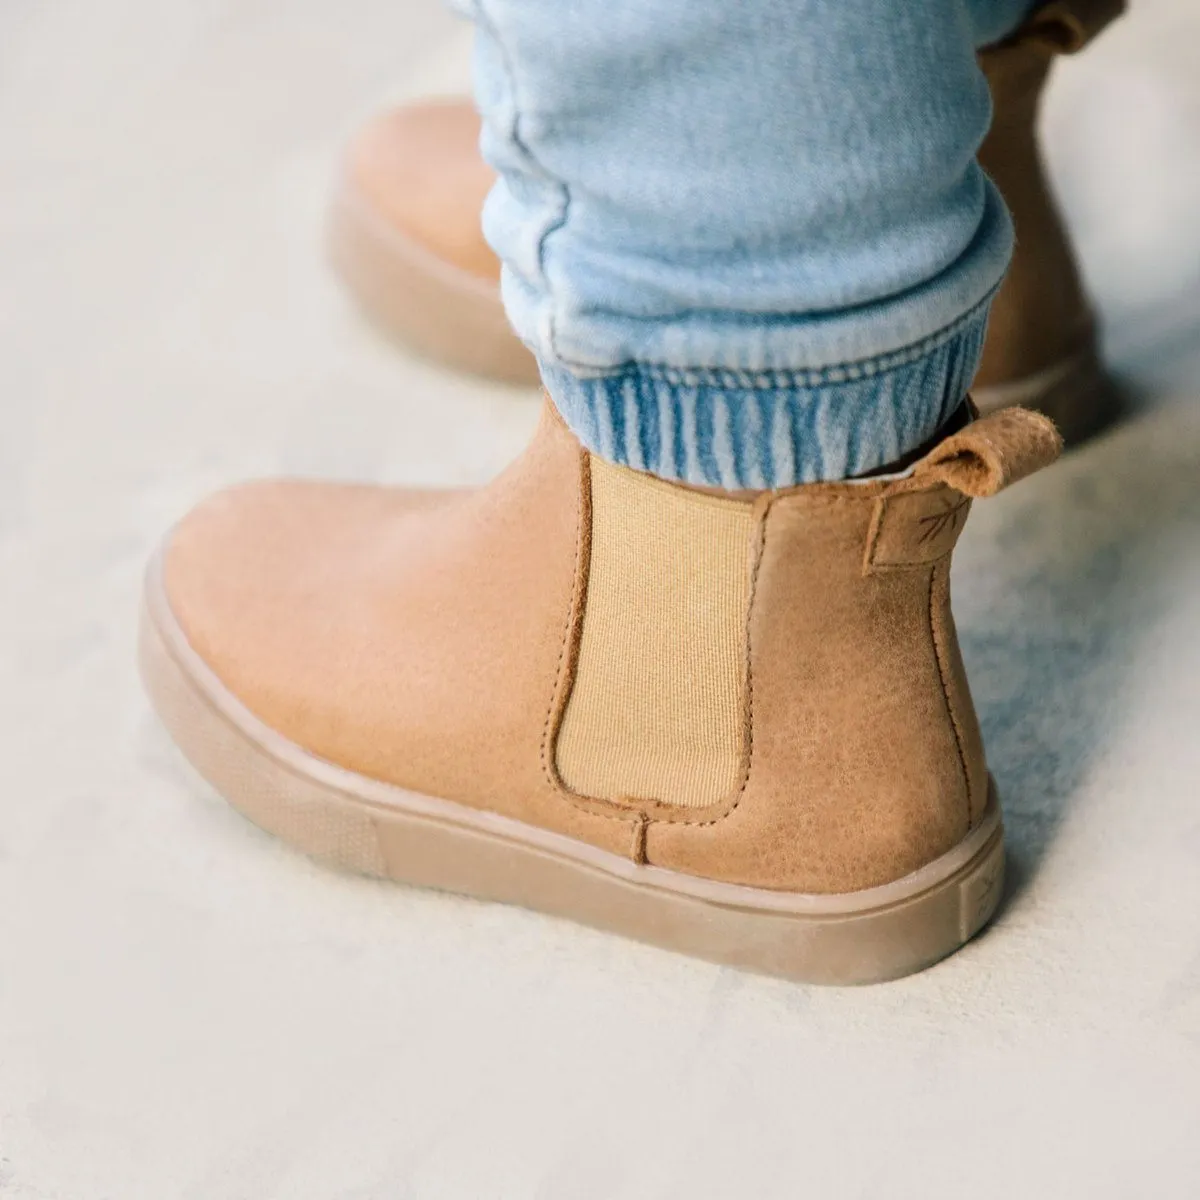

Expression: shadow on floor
xmin=953 ymin=381 xmax=1200 ymax=902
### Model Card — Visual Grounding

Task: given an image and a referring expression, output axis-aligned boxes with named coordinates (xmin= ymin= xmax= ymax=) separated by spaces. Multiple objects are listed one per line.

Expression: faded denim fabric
xmin=457 ymin=0 xmax=1036 ymax=485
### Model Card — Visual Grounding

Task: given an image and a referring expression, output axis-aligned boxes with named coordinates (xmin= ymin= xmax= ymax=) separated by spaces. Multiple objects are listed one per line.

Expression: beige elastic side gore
xmin=555 ymin=455 xmax=757 ymax=809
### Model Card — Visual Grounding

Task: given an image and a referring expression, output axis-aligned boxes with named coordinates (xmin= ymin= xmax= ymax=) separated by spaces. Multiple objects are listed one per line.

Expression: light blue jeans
xmin=458 ymin=0 xmax=1037 ymax=487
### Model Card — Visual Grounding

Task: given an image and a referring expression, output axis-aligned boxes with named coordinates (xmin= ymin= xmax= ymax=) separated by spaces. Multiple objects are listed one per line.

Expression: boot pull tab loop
xmin=914 ymin=405 xmax=1063 ymax=498
xmin=1019 ymin=0 xmax=1125 ymax=55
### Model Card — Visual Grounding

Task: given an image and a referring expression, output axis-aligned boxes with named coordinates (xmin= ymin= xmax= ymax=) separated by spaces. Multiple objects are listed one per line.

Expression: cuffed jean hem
xmin=540 ymin=301 xmax=992 ymax=489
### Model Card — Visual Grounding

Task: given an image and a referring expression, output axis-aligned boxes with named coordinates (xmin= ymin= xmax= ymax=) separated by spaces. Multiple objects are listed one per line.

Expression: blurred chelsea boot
xmin=327 ymin=98 xmax=539 ymax=384
xmin=329 ymin=0 xmax=1125 ymax=439
xmin=974 ymin=0 xmax=1126 ymax=443
xmin=140 ymin=399 xmax=1061 ymax=985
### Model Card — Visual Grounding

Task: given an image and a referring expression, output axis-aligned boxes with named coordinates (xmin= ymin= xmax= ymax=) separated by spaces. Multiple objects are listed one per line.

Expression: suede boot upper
xmin=164 ymin=402 xmax=1060 ymax=894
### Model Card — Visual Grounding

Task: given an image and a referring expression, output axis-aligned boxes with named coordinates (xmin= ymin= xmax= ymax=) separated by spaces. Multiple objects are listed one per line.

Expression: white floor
xmin=2 ymin=2 xmax=1199 ymax=1196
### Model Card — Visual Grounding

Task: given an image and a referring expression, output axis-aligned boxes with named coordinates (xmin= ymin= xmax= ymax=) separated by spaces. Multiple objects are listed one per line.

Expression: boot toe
xmin=159 ymin=480 xmax=450 ymax=768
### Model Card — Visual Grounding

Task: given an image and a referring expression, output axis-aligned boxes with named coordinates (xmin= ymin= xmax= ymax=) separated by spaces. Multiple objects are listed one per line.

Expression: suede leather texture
xmin=975 ymin=0 xmax=1125 ymax=389
xmin=164 ymin=406 xmax=639 ymax=859
xmin=163 ymin=402 xmax=1060 ymax=894
xmin=642 ymin=483 xmax=985 ymax=892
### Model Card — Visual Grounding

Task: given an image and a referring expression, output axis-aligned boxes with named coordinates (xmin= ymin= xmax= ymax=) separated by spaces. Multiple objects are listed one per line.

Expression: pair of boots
xmin=141 ymin=0 xmax=1121 ymax=984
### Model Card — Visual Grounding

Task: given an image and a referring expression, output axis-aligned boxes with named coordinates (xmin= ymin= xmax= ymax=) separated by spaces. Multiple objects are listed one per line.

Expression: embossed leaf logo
xmin=916 ymin=505 xmax=963 ymax=545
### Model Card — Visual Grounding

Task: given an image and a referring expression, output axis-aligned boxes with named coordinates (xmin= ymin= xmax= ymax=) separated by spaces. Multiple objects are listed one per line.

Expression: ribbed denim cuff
xmin=540 ymin=303 xmax=991 ymax=488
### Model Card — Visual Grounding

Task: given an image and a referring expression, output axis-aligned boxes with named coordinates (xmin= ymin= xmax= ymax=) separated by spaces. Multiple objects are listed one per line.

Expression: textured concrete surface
xmin=2 ymin=2 xmax=1199 ymax=1196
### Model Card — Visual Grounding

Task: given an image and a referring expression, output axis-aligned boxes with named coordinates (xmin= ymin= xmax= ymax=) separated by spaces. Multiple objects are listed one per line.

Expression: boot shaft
xmin=552 ymin=405 xmax=1062 ymax=891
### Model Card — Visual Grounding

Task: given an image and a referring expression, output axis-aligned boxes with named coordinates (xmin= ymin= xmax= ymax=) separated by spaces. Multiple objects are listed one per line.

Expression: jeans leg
xmin=465 ymin=0 xmax=1021 ymax=487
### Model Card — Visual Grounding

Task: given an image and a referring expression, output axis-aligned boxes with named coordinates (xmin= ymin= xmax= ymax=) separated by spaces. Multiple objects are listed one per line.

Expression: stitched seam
xmin=541 ymin=190 xmax=571 ymax=363
xmin=538 ymin=454 xmax=586 ymax=782
xmin=540 ymin=452 xmax=634 ymax=827
xmin=472 ymin=0 xmax=570 ymax=362
xmin=629 ymin=813 xmax=649 ymax=864
xmin=862 ymin=497 xmax=887 ymax=576
xmin=549 ymin=288 xmax=998 ymax=387
xmin=928 ymin=560 xmax=973 ymax=836
xmin=537 ymin=452 xmax=582 ymax=790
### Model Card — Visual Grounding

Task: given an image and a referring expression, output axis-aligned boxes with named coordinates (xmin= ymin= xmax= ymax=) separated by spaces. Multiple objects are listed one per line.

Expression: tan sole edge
xmin=327 ymin=172 xmax=540 ymax=386
xmin=139 ymin=558 xmax=1005 ymax=986
xmin=974 ymin=343 xmax=1122 ymax=447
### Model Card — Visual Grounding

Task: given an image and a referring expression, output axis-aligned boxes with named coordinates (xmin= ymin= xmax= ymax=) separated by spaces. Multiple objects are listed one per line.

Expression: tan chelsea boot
xmin=141 ymin=399 xmax=1060 ymax=984
xmin=974 ymin=0 xmax=1126 ymax=444
xmin=328 ymin=98 xmax=539 ymax=384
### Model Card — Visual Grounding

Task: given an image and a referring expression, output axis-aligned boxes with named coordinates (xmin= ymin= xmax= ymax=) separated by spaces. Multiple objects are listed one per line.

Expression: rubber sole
xmin=327 ymin=172 xmax=540 ymax=386
xmin=139 ymin=558 xmax=1006 ymax=986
